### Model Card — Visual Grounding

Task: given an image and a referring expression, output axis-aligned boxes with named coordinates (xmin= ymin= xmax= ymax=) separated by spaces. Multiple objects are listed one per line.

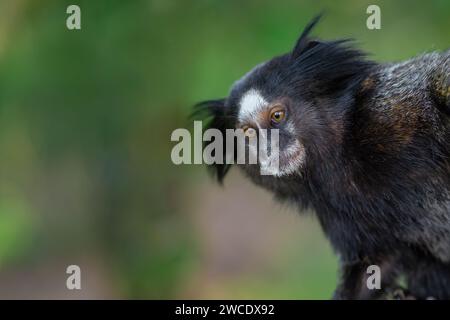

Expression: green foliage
xmin=0 ymin=196 xmax=35 ymax=265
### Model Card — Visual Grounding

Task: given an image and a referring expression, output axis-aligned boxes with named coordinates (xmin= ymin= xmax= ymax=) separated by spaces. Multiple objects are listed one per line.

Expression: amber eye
xmin=270 ymin=106 xmax=286 ymax=124
xmin=242 ymin=125 xmax=256 ymax=138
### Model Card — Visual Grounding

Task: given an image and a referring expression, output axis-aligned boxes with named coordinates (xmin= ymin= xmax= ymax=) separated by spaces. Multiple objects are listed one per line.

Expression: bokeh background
xmin=0 ymin=0 xmax=448 ymax=299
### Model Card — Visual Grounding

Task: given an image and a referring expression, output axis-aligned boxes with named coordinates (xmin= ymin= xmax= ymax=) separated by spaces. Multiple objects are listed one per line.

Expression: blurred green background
xmin=0 ymin=0 xmax=448 ymax=299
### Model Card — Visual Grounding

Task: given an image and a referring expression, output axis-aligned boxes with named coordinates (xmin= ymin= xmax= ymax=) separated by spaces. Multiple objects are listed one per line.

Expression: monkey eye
xmin=242 ymin=125 xmax=257 ymax=138
xmin=269 ymin=105 xmax=286 ymax=125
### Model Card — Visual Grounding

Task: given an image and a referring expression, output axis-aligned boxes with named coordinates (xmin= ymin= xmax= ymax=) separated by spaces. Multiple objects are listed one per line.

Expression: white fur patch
xmin=238 ymin=89 xmax=268 ymax=122
xmin=259 ymin=138 xmax=305 ymax=177
xmin=279 ymin=139 xmax=305 ymax=176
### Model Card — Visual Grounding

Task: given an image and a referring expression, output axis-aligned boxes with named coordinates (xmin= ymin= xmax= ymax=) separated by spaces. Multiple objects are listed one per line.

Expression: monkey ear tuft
xmin=291 ymin=14 xmax=323 ymax=59
xmin=191 ymin=99 xmax=232 ymax=184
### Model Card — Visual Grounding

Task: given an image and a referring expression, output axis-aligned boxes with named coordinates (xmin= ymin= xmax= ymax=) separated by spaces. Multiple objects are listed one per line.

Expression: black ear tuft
xmin=191 ymin=99 xmax=232 ymax=184
xmin=292 ymin=14 xmax=323 ymax=59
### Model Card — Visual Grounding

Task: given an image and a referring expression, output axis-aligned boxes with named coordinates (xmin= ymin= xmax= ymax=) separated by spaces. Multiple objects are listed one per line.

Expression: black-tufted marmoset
xmin=194 ymin=16 xmax=450 ymax=299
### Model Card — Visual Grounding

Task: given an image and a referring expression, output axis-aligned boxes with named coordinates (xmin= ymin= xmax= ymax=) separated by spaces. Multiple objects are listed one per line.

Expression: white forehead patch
xmin=238 ymin=89 xmax=268 ymax=122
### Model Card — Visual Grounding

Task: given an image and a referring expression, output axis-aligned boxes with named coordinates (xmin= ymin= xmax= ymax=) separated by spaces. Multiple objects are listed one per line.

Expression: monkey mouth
xmin=279 ymin=141 xmax=306 ymax=176
xmin=260 ymin=140 xmax=305 ymax=177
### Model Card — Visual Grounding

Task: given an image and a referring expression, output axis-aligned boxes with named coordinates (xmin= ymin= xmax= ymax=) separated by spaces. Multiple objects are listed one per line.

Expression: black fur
xmin=193 ymin=16 xmax=450 ymax=299
xmin=192 ymin=99 xmax=231 ymax=182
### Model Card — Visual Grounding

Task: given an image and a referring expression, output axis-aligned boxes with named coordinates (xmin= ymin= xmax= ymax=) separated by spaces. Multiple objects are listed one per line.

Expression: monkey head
xmin=195 ymin=15 xmax=374 ymax=183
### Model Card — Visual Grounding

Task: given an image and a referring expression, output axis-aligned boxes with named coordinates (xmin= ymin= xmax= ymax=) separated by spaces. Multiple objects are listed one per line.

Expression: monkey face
xmin=224 ymin=49 xmax=337 ymax=178
xmin=229 ymin=82 xmax=307 ymax=177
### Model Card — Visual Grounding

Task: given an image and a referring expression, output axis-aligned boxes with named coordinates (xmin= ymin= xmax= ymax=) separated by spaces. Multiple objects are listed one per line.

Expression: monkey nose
xmin=245 ymin=127 xmax=257 ymax=138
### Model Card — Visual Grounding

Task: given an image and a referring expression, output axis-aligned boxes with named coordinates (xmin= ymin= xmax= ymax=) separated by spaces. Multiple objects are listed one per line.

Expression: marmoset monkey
xmin=194 ymin=16 xmax=450 ymax=299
